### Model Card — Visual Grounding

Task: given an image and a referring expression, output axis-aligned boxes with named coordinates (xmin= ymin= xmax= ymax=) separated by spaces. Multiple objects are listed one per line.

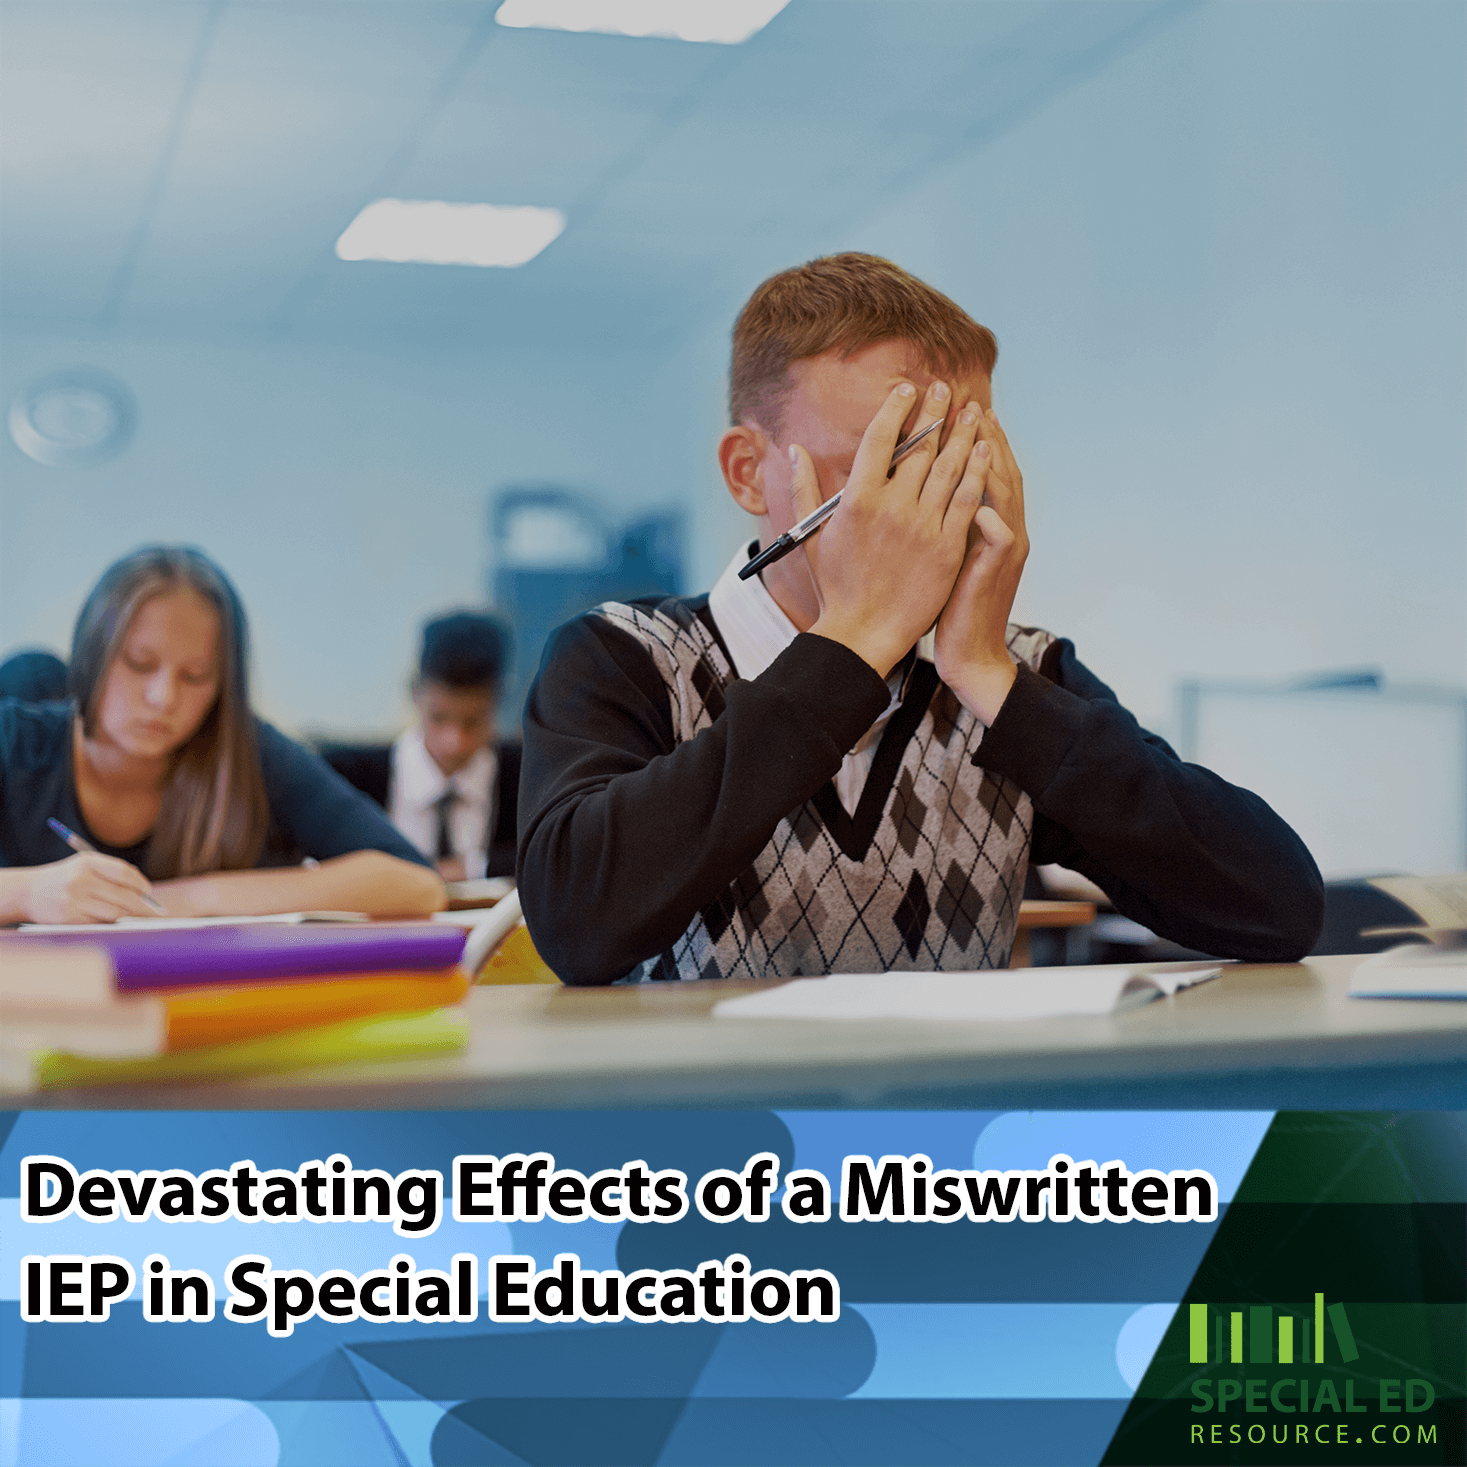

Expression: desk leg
xmin=1009 ymin=929 xmax=1032 ymax=969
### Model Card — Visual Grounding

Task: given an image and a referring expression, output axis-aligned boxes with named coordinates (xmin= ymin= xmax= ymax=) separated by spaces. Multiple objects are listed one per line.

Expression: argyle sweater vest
xmin=594 ymin=597 xmax=1055 ymax=982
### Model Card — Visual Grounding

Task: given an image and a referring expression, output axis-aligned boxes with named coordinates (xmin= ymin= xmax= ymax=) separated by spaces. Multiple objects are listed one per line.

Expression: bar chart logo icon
xmin=1188 ymin=1295 xmax=1358 ymax=1365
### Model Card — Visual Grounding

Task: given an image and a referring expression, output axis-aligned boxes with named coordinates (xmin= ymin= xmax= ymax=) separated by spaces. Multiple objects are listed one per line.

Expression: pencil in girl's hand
xmin=46 ymin=817 xmax=168 ymax=914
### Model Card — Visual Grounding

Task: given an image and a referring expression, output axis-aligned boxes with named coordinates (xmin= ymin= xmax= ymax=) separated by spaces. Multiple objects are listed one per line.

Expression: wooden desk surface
xmin=22 ymin=954 xmax=1467 ymax=1111
xmin=1015 ymin=899 xmax=1096 ymax=929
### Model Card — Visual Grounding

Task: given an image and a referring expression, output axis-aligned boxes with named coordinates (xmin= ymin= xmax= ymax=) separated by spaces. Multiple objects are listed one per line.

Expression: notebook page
xmin=712 ymin=966 xmax=1219 ymax=1023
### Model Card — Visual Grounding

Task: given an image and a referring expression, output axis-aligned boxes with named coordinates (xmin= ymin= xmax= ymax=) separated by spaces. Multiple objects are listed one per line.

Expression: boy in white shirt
xmin=323 ymin=613 xmax=519 ymax=880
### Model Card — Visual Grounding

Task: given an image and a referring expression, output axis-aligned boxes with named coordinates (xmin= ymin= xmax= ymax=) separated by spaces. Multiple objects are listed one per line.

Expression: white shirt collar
xmin=391 ymin=727 xmax=494 ymax=816
xmin=707 ymin=539 xmax=936 ymax=684
xmin=707 ymin=539 xmax=801 ymax=681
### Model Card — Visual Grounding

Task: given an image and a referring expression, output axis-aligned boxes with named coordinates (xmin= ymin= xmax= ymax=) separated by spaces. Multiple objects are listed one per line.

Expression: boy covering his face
xmin=518 ymin=253 xmax=1323 ymax=985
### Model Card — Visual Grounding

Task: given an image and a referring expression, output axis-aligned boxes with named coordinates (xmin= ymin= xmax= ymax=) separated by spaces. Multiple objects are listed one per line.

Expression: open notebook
xmin=1360 ymin=873 xmax=1467 ymax=941
xmin=711 ymin=965 xmax=1221 ymax=1023
xmin=18 ymin=911 xmax=368 ymax=934
xmin=1350 ymin=873 xmax=1467 ymax=999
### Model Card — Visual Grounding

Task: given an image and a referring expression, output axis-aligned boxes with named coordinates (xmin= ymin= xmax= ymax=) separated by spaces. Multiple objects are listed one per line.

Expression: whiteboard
xmin=1178 ymin=686 xmax=1467 ymax=879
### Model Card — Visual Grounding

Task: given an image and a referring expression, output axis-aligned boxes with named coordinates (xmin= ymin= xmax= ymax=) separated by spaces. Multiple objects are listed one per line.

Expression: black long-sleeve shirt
xmin=518 ymin=599 xmax=1323 ymax=985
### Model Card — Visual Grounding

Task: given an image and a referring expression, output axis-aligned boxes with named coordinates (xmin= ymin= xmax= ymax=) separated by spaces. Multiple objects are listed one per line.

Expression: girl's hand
xmin=23 ymin=852 xmax=161 ymax=924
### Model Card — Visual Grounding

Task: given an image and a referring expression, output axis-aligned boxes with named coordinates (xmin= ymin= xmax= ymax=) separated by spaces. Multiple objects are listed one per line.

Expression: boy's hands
xmin=933 ymin=407 xmax=1029 ymax=725
xmin=792 ymin=379 xmax=991 ymax=678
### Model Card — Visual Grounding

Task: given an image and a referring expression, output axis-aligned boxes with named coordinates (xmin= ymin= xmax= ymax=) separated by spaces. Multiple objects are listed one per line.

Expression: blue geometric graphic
xmin=972 ymin=1113 xmax=1274 ymax=1199
xmin=0 ymin=1398 xmax=278 ymax=1467
xmin=2 ymin=1108 xmax=1279 ymax=1465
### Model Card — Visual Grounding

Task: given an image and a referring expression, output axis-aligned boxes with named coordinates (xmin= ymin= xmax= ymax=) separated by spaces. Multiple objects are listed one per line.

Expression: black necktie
xmin=433 ymin=788 xmax=460 ymax=861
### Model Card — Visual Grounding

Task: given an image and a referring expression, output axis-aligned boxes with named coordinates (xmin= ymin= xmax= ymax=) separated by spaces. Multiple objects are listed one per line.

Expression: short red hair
xmin=729 ymin=252 xmax=998 ymax=434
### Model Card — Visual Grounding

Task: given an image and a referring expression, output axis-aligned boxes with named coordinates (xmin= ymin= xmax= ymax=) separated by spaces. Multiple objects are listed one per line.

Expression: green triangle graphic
xmin=1101 ymin=1112 xmax=1466 ymax=1465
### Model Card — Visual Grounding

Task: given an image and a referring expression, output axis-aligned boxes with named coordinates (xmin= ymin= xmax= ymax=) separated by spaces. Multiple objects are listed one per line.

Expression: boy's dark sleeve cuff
xmin=969 ymin=662 xmax=1088 ymax=793
xmin=765 ymin=633 xmax=894 ymax=754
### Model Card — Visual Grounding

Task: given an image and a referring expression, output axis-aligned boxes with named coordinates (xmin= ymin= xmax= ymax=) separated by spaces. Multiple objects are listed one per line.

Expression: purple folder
xmin=2 ymin=923 xmax=467 ymax=992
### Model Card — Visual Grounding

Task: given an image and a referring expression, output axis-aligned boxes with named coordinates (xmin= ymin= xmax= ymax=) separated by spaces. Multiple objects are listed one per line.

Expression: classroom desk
xmin=19 ymin=953 xmax=1466 ymax=1111
xmin=1009 ymin=899 xmax=1096 ymax=967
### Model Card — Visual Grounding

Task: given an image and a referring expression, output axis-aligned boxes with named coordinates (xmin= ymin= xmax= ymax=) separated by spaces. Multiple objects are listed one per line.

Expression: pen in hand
xmin=737 ymin=416 xmax=947 ymax=582
xmin=47 ymin=816 xmax=168 ymax=915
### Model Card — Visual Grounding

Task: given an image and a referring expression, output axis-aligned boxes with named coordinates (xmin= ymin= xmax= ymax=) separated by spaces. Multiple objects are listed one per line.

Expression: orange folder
xmin=162 ymin=968 xmax=469 ymax=1050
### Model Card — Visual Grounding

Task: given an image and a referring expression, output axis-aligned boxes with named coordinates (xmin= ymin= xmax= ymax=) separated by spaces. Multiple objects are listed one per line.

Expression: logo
xmin=1188 ymin=1293 xmax=1357 ymax=1366
xmin=1183 ymin=1292 xmax=1438 ymax=1451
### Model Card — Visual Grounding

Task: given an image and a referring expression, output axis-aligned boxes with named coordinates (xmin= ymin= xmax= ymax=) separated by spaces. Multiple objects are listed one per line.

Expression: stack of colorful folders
xmin=0 ymin=922 xmax=470 ymax=1090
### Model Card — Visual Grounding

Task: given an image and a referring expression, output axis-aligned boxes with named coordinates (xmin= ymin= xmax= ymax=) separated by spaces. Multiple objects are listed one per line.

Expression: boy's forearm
xmin=943 ymin=657 xmax=1018 ymax=727
xmin=978 ymin=654 xmax=1324 ymax=960
xmin=519 ymin=624 xmax=889 ymax=986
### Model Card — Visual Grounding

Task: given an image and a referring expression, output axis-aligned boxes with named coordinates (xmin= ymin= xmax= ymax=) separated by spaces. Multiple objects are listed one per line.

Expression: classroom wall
xmin=682 ymin=0 xmax=1467 ymax=734
xmin=0 ymin=332 xmax=698 ymax=735
xmin=2 ymin=2 xmax=1461 ymax=789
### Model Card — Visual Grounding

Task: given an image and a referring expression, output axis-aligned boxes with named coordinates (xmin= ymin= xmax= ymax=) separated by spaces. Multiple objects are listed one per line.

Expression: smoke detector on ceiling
xmin=9 ymin=368 xmax=136 ymax=468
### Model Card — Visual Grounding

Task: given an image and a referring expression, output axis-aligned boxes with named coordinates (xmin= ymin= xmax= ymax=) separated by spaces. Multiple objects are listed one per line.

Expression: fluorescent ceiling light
xmin=335 ymin=200 xmax=566 ymax=268
xmin=494 ymin=0 xmax=791 ymax=45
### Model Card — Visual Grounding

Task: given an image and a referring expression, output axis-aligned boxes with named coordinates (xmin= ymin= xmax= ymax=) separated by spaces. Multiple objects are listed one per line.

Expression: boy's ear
xmin=719 ymin=426 xmax=768 ymax=516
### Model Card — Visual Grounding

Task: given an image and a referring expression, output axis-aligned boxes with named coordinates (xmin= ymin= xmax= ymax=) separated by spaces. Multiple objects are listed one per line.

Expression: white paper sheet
xmin=1351 ymin=942 xmax=1467 ymax=999
xmin=711 ymin=965 xmax=1220 ymax=1023
xmin=16 ymin=911 xmax=369 ymax=934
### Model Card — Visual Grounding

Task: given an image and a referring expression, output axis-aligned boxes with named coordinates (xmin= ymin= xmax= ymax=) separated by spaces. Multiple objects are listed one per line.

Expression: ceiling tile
xmin=118 ymin=0 xmax=486 ymax=326
xmin=0 ymin=1 xmax=213 ymax=321
xmin=394 ymin=24 xmax=732 ymax=206
xmin=1 ymin=0 xmax=1181 ymax=350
